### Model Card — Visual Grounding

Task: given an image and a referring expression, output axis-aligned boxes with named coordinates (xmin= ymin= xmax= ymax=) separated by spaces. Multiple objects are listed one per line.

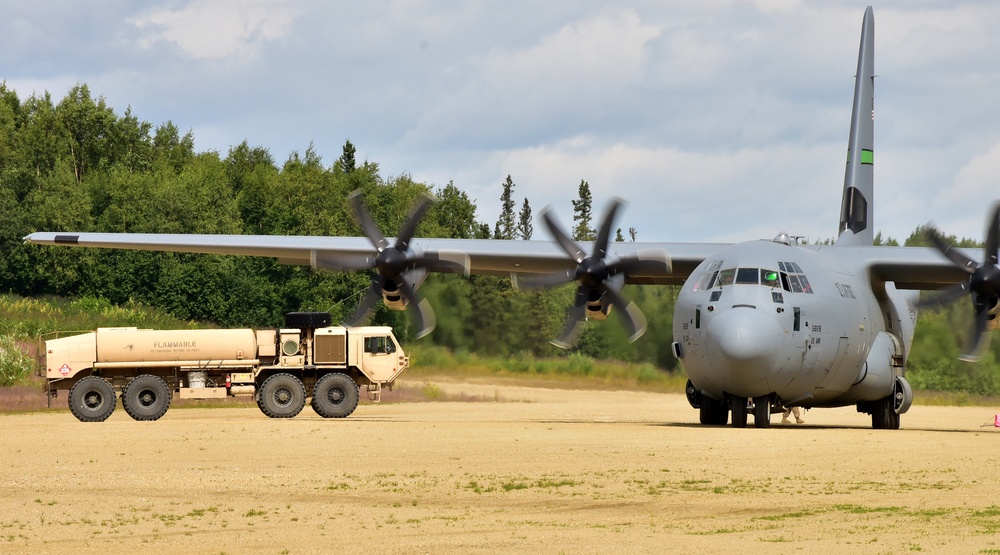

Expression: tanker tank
xmin=95 ymin=328 xmax=258 ymax=363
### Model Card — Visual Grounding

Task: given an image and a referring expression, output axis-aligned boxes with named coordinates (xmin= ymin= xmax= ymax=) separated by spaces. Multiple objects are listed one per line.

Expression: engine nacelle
xmin=382 ymin=289 xmax=408 ymax=311
xmin=585 ymin=301 xmax=611 ymax=321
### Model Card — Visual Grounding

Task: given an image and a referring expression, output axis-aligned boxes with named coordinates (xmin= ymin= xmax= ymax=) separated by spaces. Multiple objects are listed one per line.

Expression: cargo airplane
xmin=25 ymin=7 xmax=1000 ymax=429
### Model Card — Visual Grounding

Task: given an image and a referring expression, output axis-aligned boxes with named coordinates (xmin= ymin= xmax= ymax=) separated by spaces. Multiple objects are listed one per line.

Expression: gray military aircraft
xmin=24 ymin=7 xmax=1000 ymax=429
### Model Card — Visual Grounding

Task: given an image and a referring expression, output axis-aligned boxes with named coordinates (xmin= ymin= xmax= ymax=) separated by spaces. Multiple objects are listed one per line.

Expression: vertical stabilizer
xmin=836 ymin=6 xmax=875 ymax=247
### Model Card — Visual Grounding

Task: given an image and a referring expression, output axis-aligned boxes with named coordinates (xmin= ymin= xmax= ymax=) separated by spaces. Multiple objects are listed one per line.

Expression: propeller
xmin=313 ymin=190 xmax=470 ymax=339
xmin=518 ymin=198 xmax=671 ymax=349
xmin=919 ymin=203 xmax=1000 ymax=362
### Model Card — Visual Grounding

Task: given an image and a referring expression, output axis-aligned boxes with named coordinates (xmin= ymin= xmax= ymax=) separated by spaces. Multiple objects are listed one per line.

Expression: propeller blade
xmin=592 ymin=198 xmax=624 ymax=260
xmin=960 ymin=304 xmax=993 ymax=363
xmin=925 ymin=225 xmax=977 ymax=274
xmin=922 ymin=206 xmax=1000 ymax=362
xmin=550 ymin=288 xmax=588 ymax=349
xmin=394 ymin=192 xmax=435 ymax=251
xmin=601 ymin=283 xmax=648 ymax=343
xmin=916 ymin=282 xmax=971 ymax=310
xmin=343 ymin=279 xmax=384 ymax=326
xmin=541 ymin=208 xmax=586 ymax=263
xmin=604 ymin=248 xmax=673 ymax=277
xmin=399 ymin=277 xmax=436 ymax=339
xmin=348 ymin=190 xmax=389 ymax=252
xmin=986 ymin=203 xmax=1000 ymax=266
xmin=411 ymin=250 xmax=471 ymax=276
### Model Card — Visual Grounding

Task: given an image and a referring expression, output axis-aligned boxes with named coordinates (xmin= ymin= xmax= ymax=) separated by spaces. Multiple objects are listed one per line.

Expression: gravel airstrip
xmin=2 ymin=381 xmax=999 ymax=554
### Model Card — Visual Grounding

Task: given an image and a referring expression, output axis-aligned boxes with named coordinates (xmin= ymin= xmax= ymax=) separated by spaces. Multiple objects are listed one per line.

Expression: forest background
xmin=0 ymin=84 xmax=997 ymax=395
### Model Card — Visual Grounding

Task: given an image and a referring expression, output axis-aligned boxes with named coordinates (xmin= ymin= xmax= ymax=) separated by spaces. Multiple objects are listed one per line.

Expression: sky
xmin=4 ymin=0 xmax=1000 ymax=245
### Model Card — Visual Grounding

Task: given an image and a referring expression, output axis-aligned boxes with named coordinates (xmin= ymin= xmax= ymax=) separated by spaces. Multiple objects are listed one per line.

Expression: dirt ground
xmin=2 ymin=381 xmax=1000 ymax=554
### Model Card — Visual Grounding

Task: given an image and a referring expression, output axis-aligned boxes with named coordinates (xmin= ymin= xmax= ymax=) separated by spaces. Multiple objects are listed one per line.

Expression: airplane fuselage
xmin=673 ymin=236 xmax=918 ymax=423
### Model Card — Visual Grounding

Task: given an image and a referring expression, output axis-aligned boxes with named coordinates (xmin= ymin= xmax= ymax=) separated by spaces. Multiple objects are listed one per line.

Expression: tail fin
xmin=836 ymin=6 xmax=875 ymax=247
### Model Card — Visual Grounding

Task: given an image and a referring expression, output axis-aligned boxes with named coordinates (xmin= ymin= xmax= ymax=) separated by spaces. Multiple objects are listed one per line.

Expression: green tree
xmin=431 ymin=181 xmax=478 ymax=239
xmin=518 ymin=197 xmax=533 ymax=240
xmin=338 ymin=139 xmax=356 ymax=173
xmin=572 ymin=180 xmax=594 ymax=241
xmin=495 ymin=175 xmax=516 ymax=240
xmin=56 ymin=84 xmax=118 ymax=182
xmin=152 ymin=121 xmax=195 ymax=173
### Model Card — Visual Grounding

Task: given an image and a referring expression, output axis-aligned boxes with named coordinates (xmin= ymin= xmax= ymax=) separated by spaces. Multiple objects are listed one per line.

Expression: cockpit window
xmin=779 ymin=261 xmax=813 ymax=294
xmin=735 ymin=268 xmax=758 ymax=284
xmin=798 ymin=275 xmax=813 ymax=293
xmin=761 ymin=269 xmax=781 ymax=288
xmin=705 ymin=264 xmax=813 ymax=294
xmin=715 ymin=268 xmax=735 ymax=287
xmin=691 ymin=260 xmax=722 ymax=291
xmin=788 ymin=274 xmax=803 ymax=293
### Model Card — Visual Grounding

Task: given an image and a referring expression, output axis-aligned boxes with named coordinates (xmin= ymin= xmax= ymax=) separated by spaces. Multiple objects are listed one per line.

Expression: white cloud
xmin=6 ymin=1 xmax=1000 ymax=245
xmin=128 ymin=0 xmax=297 ymax=60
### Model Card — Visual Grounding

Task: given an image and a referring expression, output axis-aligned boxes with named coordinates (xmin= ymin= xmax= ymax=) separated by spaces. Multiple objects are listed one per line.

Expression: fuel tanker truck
xmin=40 ymin=312 xmax=408 ymax=422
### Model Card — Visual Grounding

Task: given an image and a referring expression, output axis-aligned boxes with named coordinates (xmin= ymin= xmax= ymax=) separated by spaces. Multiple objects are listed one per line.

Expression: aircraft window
xmin=710 ymin=291 xmax=722 ymax=302
xmin=692 ymin=271 xmax=714 ymax=292
xmin=715 ymin=269 xmax=735 ymax=287
xmin=778 ymin=261 xmax=813 ymax=294
xmin=692 ymin=261 xmax=722 ymax=291
xmin=772 ymin=292 xmax=784 ymax=303
xmin=735 ymin=268 xmax=758 ymax=284
xmin=788 ymin=274 xmax=804 ymax=293
xmin=798 ymin=275 xmax=813 ymax=293
xmin=761 ymin=269 xmax=781 ymax=288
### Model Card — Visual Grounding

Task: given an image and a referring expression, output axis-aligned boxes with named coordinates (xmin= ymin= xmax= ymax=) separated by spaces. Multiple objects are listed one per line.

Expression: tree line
xmin=0 ymin=83 xmax=997 ymax=393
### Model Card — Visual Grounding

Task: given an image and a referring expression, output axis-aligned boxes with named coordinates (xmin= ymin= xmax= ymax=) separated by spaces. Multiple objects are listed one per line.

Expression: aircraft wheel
xmin=68 ymin=376 xmax=117 ymax=422
xmin=871 ymin=395 xmax=900 ymax=430
xmin=699 ymin=396 xmax=729 ymax=425
xmin=122 ymin=374 xmax=171 ymax=421
xmin=312 ymin=373 xmax=360 ymax=418
xmin=258 ymin=373 xmax=306 ymax=418
xmin=753 ymin=395 xmax=771 ymax=428
xmin=731 ymin=396 xmax=748 ymax=428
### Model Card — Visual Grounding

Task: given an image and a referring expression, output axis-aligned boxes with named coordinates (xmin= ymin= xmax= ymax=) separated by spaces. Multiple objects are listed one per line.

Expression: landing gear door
xmin=361 ymin=335 xmax=401 ymax=382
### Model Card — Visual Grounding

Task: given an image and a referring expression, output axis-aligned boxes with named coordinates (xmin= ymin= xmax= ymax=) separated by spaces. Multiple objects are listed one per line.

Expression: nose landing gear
xmin=731 ymin=395 xmax=772 ymax=428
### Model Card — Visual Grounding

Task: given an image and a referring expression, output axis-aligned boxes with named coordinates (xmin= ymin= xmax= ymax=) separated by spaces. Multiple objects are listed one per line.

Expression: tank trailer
xmin=41 ymin=312 xmax=408 ymax=422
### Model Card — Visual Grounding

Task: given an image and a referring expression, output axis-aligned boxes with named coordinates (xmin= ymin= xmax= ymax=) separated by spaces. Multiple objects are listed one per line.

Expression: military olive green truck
xmin=40 ymin=312 xmax=408 ymax=422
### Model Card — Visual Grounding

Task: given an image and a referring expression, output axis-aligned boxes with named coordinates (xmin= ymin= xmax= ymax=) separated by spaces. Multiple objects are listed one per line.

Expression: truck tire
xmin=122 ymin=374 xmax=171 ymax=421
xmin=284 ymin=312 xmax=332 ymax=329
xmin=257 ymin=373 xmax=306 ymax=418
xmin=68 ymin=376 xmax=117 ymax=422
xmin=312 ymin=373 xmax=360 ymax=418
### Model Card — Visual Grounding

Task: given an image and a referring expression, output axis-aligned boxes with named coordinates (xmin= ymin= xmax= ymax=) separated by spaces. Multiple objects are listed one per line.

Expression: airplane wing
xmin=834 ymin=245 xmax=977 ymax=290
xmin=22 ymin=231 xmax=727 ymax=286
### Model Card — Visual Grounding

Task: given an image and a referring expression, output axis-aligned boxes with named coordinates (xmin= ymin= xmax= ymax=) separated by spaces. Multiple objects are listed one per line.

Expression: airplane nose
xmin=706 ymin=307 xmax=785 ymax=393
